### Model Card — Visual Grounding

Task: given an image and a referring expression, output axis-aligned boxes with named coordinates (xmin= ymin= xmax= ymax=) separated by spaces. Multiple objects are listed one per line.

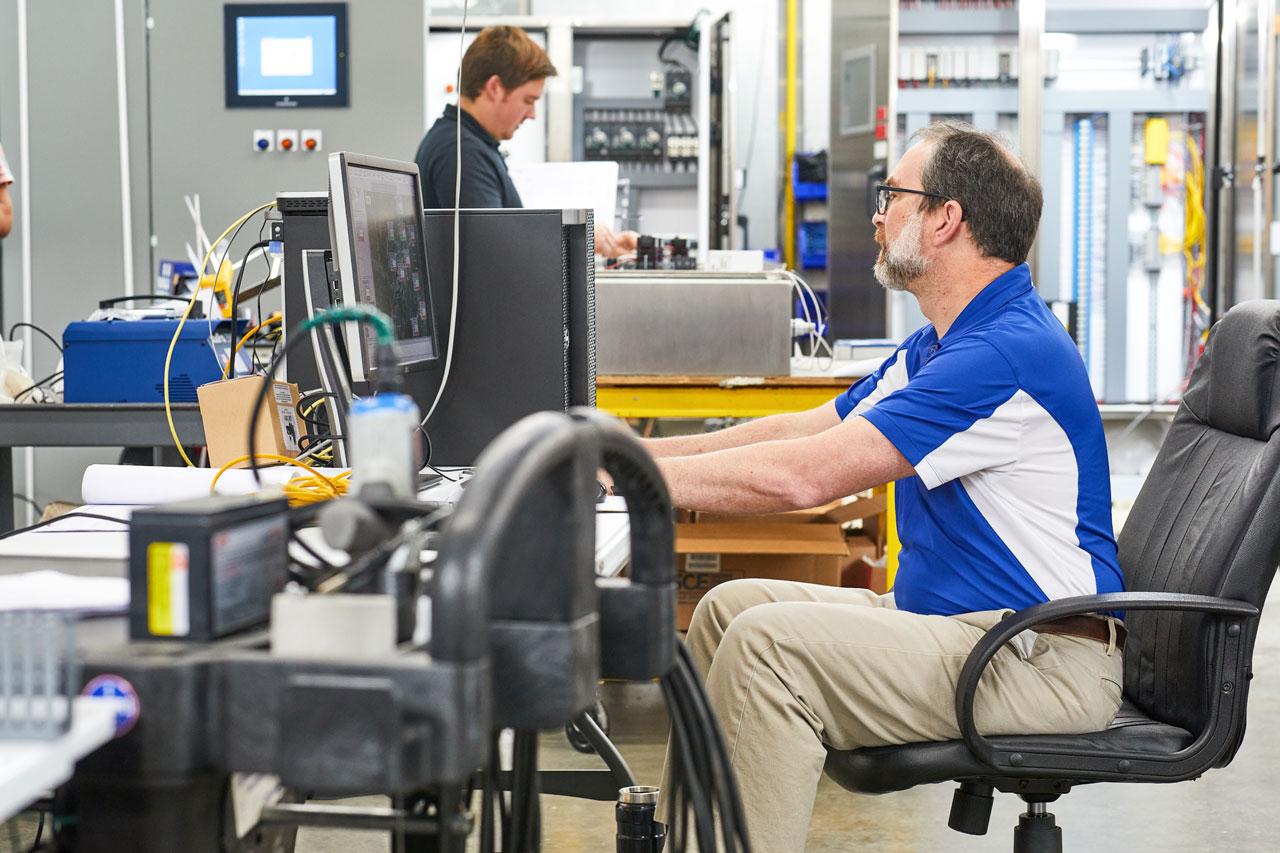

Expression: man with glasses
xmin=647 ymin=120 xmax=1123 ymax=852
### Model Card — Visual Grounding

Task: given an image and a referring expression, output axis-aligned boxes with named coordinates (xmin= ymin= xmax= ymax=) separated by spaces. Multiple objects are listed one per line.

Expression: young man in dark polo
xmin=414 ymin=26 xmax=637 ymax=256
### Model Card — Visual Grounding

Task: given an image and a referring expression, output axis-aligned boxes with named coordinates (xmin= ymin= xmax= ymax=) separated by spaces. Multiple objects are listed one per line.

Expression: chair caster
xmin=948 ymin=782 xmax=993 ymax=835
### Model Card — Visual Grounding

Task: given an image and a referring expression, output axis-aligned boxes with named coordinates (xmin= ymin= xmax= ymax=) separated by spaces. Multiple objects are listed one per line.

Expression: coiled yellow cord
xmin=209 ymin=453 xmax=350 ymax=507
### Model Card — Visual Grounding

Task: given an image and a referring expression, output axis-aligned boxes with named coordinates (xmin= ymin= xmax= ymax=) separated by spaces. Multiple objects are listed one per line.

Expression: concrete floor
xmin=2 ymin=589 xmax=1277 ymax=852
xmin=287 ymin=582 xmax=1280 ymax=853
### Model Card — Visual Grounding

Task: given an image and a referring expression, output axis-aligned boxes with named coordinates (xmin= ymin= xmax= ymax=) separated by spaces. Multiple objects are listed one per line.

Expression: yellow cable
xmin=222 ymin=312 xmax=281 ymax=379
xmin=1183 ymin=133 xmax=1207 ymax=311
xmin=166 ymin=201 xmax=277 ymax=467
xmin=208 ymin=454 xmax=349 ymax=507
xmin=301 ymin=397 xmax=328 ymax=416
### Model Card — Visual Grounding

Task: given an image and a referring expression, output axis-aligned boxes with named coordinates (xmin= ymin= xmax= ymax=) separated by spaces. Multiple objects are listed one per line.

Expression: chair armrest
xmin=954 ymin=592 xmax=1260 ymax=767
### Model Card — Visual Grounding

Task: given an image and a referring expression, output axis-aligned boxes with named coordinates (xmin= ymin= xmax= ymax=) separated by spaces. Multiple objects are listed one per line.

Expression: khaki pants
xmin=673 ymin=579 xmax=1124 ymax=853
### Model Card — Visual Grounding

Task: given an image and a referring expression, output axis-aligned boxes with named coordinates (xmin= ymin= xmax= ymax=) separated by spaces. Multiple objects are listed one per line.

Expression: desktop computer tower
xmin=278 ymin=191 xmax=332 ymax=395
xmin=281 ymin=200 xmax=595 ymax=467
xmin=412 ymin=208 xmax=596 ymax=466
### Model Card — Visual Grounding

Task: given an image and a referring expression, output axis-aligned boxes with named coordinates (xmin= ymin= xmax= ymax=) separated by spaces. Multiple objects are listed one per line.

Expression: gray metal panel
xmin=898 ymin=89 xmax=1020 ymax=115
xmin=594 ymin=272 xmax=792 ymax=376
xmin=1043 ymin=90 xmax=1213 ymax=113
xmin=1040 ymin=113 xmax=1067 ymax=300
xmin=0 ymin=405 xmax=204 ymax=446
xmin=1106 ymin=109 xmax=1133 ymax=403
xmin=900 ymin=9 xmax=1018 ymax=35
xmin=899 ymin=89 xmax=1212 ymax=116
xmin=1228 ymin=0 xmax=1264 ymax=304
xmin=1044 ymin=8 xmax=1212 ymax=34
xmin=829 ymin=0 xmax=893 ymax=340
xmin=146 ymin=0 xmax=426 ymax=295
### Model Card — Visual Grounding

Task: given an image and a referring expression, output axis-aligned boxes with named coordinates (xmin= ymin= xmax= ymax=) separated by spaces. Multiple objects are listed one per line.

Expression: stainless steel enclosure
xmin=594 ymin=271 xmax=792 ymax=376
xmin=827 ymin=0 xmax=894 ymax=340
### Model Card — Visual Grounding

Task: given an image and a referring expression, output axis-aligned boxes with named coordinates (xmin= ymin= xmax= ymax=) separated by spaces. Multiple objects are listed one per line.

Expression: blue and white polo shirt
xmin=834 ymin=263 xmax=1124 ymax=617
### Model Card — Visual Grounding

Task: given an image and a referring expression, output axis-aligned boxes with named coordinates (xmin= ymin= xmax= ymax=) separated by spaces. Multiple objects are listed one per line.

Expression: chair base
xmin=1013 ymin=805 xmax=1062 ymax=853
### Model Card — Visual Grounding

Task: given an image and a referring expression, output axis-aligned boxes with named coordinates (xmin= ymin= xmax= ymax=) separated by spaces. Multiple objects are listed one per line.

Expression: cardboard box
xmin=673 ymin=495 xmax=889 ymax=630
xmin=675 ymin=522 xmax=850 ymax=631
xmin=197 ymin=376 xmax=307 ymax=469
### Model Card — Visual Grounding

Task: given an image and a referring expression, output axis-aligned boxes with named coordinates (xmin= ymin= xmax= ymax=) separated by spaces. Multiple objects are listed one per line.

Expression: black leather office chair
xmin=824 ymin=300 xmax=1280 ymax=852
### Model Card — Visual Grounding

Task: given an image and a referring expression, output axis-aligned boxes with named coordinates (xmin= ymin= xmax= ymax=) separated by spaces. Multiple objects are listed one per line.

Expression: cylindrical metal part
xmin=617 ymin=786 xmax=666 ymax=852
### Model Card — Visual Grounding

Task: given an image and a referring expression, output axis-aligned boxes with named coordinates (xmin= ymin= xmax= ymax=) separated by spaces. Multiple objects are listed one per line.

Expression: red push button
xmin=280 ymin=138 xmax=293 ymax=150
xmin=305 ymin=138 xmax=317 ymax=150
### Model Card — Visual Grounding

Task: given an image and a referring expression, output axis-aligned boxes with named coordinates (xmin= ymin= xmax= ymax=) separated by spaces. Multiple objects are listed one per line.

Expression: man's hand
xmin=0 ymin=184 xmax=12 ymax=239
xmin=595 ymin=223 xmax=639 ymax=258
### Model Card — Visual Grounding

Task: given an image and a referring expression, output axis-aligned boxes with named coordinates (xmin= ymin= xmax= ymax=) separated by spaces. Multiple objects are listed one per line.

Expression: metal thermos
xmin=616 ymin=786 xmax=666 ymax=852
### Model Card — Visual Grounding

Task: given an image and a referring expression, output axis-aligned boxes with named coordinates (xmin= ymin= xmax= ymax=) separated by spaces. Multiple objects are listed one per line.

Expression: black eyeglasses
xmin=874 ymin=184 xmax=958 ymax=216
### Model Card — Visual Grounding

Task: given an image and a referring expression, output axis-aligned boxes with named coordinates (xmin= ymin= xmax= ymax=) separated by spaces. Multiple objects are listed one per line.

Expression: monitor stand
xmin=300 ymin=249 xmax=353 ymax=468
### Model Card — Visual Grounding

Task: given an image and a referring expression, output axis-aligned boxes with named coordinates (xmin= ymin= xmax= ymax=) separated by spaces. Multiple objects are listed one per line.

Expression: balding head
xmin=909 ymin=121 xmax=1042 ymax=265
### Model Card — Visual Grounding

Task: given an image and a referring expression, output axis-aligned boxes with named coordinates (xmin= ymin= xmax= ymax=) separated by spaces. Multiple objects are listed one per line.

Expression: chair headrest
xmin=1182 ymin=300 xmax=1280 ymax=441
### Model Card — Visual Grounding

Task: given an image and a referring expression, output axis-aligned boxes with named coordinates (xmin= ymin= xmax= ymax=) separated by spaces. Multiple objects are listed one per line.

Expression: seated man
xmin=647 ymin=120 xmax=1125 ymax=852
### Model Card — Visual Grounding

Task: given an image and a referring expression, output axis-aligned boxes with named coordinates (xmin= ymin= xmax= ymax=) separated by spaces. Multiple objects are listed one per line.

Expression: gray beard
xmin=874 ymin=215 xmax=929 ymax=291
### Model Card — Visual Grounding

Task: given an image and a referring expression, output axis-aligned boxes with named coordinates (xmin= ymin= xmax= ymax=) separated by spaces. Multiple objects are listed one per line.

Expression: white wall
xmin=802 ymin=0 xmax=832 ymax=153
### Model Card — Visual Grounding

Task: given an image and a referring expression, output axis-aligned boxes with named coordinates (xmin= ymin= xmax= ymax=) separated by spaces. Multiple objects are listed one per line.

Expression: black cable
xmin=12 ymin=494 xmax=42 ymax=515
xmin=13 ymin=370 xmax=64 ymax=404
xmin=659 ymin=644 xmax=752 ymax=853
xmin=662 ymin=677 xmax=715 ymax=849
xmin=255 ymin=219 xmax=272 ymax=372
xmin=286 ymin=505 xmax=338 ymax=582
xmin=674 ymin=643 xmax=749 ymax=852
xmin=27 ymin=810 xmax=44 ymax=852
xmin=296 ymin=393 xmax=336 ymax=430
xmin=8 ymin=322 xmax=62 ymax=354
xmin=227 ymin=239 xmax=271 ymax=380
xmin=0 ymin=512 xmax=129 ymax=542
xmin=298 ymin=433 xmax=346 ymax=451
xmin=659 ymin=34 xmax=691 ymax=71
xmin=247 ymin=325 xmax=327 ymax=486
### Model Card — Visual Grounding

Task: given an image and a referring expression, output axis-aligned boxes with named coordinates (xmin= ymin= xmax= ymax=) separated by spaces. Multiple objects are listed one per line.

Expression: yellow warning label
xmin=147 ymin=542 xmax=190 ymax=636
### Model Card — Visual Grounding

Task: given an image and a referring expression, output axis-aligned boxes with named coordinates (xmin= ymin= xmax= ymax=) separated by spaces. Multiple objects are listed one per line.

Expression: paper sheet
xmin=0 ymin=570 xmax=129 ymax=612
xmin=81 ymin=464 xmax=333 ymax=505
xmin=506 ymin=161 xmax=619 ymax=231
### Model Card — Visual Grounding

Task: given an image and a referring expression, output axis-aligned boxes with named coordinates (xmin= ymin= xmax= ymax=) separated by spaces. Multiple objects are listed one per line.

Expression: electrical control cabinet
xmin=830 ymin=0 xmax=1230 ymax=404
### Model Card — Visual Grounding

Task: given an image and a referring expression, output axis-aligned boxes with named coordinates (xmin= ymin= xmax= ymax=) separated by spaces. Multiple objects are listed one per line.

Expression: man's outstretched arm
xmin=643 ymin=400 xmax=843 ymax=460
xmin=657 ymin=414 xmax=914 ymax=514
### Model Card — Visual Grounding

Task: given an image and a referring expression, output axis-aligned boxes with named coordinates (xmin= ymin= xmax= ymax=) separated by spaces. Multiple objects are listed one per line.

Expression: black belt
xmin=1034 ymin=615 xmax=1126 ymax=650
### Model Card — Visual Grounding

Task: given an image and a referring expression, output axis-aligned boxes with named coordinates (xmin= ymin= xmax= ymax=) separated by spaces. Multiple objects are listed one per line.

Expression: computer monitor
xmin=223 ymin=3 xmax=349 ymax=108
xmin=327 ymin=152 xmax=441 ymax=387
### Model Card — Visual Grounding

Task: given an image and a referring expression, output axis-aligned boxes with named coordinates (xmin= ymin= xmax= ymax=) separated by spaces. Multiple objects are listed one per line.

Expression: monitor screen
xmin=224 ymin=3 xmax=348 ymax=108
xmin=328 ymin=153 xmax=440 ymax=384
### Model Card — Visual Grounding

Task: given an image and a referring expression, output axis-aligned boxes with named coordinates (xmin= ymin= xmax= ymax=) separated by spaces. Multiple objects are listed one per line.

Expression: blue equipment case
xmin=62 ymin=318 xmax=249 ymax=403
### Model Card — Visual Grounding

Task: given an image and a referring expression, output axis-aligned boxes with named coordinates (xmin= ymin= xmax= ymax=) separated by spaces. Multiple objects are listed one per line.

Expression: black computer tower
xmin=278 ymin=191 xmax=332 ymax=395
xmin=412 ymin=208 xmax=596 ymax=466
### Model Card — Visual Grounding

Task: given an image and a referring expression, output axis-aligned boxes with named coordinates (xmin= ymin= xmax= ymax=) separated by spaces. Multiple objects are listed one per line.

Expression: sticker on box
xmin=276 ymin=405 xmax=301 ymax=452
xmin=685 ymin=553 xmax=721 ymax=573
xmin=678 ymin=570 xmax=734 ymax=603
